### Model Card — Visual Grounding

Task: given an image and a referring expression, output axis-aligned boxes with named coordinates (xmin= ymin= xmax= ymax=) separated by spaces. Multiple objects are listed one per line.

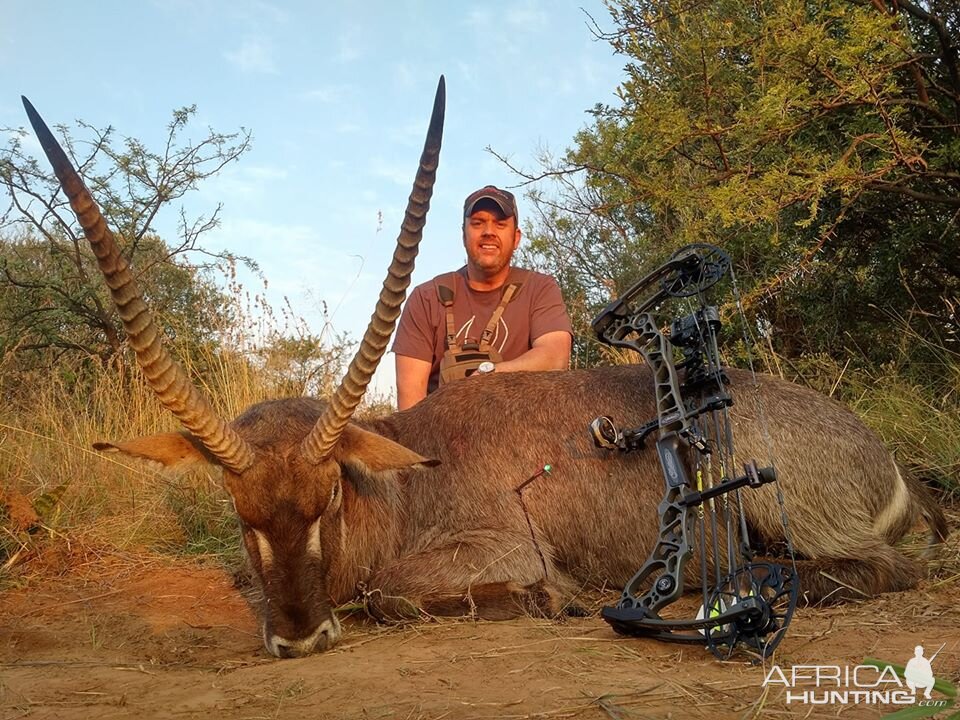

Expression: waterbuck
xmin=23 ymin=79 xmax=945 ymax=658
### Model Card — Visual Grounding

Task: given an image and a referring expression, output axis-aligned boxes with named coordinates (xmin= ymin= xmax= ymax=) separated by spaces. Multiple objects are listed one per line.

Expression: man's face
xmin=463 ymin=207 xmax=521 ymax=278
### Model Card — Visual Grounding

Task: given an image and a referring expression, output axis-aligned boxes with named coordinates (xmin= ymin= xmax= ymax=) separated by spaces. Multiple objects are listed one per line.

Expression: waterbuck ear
xmin=93 ymin=432 xmax=217 ymax=471
xmin=335 ymin=424 xmax=439 ymax=473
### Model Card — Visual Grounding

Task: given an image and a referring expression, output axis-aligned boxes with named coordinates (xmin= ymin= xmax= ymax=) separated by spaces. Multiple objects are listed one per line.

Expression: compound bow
xmin=589 ymin=244 xmax=799 ymax=660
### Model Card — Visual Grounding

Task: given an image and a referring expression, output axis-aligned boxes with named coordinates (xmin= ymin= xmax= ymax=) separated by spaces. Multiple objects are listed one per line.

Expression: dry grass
xmin=3 ymin=282 xmax=957 ymax=599
xmin=0 ymin=362 xmax=235 ymax=578
xmin=0 ymin=277 xmax=363 ymax=578
xmin=767 ymin=350 xmax=960 ymax=493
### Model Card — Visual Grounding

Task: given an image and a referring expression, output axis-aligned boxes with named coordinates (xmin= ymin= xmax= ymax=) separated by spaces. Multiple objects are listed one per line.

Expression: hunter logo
xmin=761 ymin=642 xmax=955 ymax=711
xmin=904 ymin=644 xmax=939 ymax=700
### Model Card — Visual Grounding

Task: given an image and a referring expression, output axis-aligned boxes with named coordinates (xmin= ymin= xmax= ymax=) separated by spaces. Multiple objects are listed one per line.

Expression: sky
xmin=2 ymin=0 xmax=626 ymax=400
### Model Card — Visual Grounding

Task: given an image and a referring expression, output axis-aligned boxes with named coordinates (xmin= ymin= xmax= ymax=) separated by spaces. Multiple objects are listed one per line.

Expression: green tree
xmin=0 ymin=230 xmax=230 ymax=368
xmin=0 ymin=106 xmax=254 ymax=368
xmin=519 ymin=0 xmax=959 ymax=368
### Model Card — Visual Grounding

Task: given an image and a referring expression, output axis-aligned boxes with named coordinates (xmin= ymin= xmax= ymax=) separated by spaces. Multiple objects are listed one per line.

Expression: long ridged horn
xmin=22 ymin=97 xmax=256 ymax=474
xmin=301 ymin=76 xmax=445 ymax=463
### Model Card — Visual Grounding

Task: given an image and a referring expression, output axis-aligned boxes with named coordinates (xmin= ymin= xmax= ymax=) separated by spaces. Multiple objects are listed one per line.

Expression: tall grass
xmin=0 ymin=274 xmax=362 ymax=576
xmin=2 ymin=281 xmax=955 ymax=581
xmin=775 ymin=350 xmax=960 ymax=493
xmin=1 ymin=350 xmax=252 ymax=571
xmin=593 ymin=301 xmax=958 ymax=491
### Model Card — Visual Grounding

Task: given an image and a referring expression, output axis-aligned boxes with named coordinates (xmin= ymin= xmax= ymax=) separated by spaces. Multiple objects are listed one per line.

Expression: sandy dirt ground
xmin=1 ymin=543 xmax=958 ymax=720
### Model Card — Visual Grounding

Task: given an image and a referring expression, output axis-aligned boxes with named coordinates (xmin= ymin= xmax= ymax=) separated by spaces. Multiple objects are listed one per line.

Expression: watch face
xmin=478 ymin=361 xmax=495 ymax=374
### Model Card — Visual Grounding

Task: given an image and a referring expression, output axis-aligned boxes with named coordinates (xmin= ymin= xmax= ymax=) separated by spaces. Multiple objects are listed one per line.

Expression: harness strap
xmin=435 ymin=272 xmax=458 ymax=348
xmin=479 ymin=282 xmax=519 ymax=350
xmin=435 ymin=269 xmax=527 ymax=350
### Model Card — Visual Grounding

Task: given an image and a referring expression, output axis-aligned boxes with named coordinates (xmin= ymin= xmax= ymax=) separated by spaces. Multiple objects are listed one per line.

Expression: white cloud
xmin=235 ymin=0 xmax=289 ymax=26
xmin=456 ymin=60 xmax=475 ymax=84
xmin=209 ymin=218 xmax=357 ymax=305
xmin=334 ymin=30 xmax=363 ymax=64
xmin=202 ymin=214 xmax=401 ymax=349
xmin=301 ymin=88 xmax=337 ymax=103
xmin=370 ymin=157 xmax=416 ymax=187
xmin=224 ymin=37 xmax=278 ymax=74
xmin=393 ymin=62 xmax=416 ymax=90
xmin=464 ymin=1 xmax=547 ymax=33
xmin=298 ymin=84 xmax=355 ymax=106
xmin=244 ymin=165 xmax=289 ymax=181
xmin=464 ymin=8 xmax=492 ymax=27
xmin=505 ymin=0 xmax=549 ymax=30
xmin=212 ymin=218 xmax=316 ymax=254
xmin=198 ymin=164 xmax=289 ymax=203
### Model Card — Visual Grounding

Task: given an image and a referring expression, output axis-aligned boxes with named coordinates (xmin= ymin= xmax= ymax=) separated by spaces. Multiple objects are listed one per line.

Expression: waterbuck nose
xmin=273 ymin=639 xmax=299 ymax=659
xmin=266 ymin=617 xmax=341 ymax=658
xmin=269 ymin=634 xmax=319 ymax=658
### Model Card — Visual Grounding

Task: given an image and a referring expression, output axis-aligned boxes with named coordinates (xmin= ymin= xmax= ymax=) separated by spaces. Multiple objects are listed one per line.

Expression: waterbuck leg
xmin=362 ymin=533 xmax=572 ymax=621
xmin=779 ymin=541 xmax=922 ymax=604
xmin=365 ymin=579 xmax=564 ymax=621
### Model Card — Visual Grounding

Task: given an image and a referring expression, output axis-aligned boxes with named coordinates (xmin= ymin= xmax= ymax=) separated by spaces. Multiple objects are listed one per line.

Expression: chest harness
xmin=434 ymin=270 xmax=525 ymax=385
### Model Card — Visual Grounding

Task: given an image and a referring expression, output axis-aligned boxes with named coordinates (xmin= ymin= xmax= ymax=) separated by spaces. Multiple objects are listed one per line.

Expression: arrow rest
xmin=589 ymin=243 xmax=799 ymax=661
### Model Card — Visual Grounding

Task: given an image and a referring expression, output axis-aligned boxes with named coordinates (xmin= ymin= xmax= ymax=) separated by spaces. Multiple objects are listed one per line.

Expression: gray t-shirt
xmin=392 ymin=266 xmax=573 ymax=393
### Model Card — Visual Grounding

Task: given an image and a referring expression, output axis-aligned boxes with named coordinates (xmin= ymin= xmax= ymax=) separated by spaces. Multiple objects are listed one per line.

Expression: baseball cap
xmin=463 ymin=185 xmax=518 ymax=221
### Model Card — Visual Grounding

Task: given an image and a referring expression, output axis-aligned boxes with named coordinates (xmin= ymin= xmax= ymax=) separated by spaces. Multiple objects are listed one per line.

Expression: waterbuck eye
xmin=253 ymin=529 xmax=274 ymax=568
xmin=306 ymin=516 xmax=323 ymax=559
xmin=329 ymin=479 xmax=343 ymax=505
xmin=326 ymin=480 xmax=342 ymax=515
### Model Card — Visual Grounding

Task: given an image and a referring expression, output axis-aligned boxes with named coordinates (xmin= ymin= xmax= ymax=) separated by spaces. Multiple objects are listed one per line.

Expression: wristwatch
xmin=476 ymin=361 xmax=496 ymax=374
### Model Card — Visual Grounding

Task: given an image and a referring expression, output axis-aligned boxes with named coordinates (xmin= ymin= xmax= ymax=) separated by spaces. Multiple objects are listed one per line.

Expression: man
xmin=905 ymin=645 xmax=936 ymax=700
xmin=392 ymin=185 xmax=572 ymax=410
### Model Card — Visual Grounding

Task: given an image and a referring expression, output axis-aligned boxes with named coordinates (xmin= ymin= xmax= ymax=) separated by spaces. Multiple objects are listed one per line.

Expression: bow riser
xmin=591 ymin=244 xmax=799 ymax=660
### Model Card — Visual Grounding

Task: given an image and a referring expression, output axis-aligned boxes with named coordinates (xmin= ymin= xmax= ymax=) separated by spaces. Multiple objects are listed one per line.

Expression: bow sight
xmin=590 ymin=243 xmax=799 ymax=660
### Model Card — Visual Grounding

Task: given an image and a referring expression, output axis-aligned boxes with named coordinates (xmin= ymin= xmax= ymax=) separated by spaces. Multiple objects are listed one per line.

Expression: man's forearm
xmin=397 ymin=385 xmax=426 ymax=411
xmin=495 ymin=337 xmax=570 ymax=373
xmin=395 ymin=354 xmax=432 ymax=411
